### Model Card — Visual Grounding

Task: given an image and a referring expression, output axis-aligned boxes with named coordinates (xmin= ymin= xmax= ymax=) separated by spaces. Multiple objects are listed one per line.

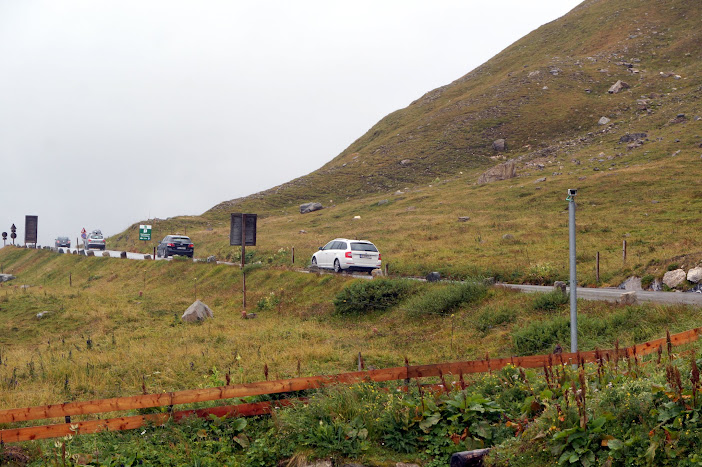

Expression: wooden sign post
xmin=230 ymin=213 xmax=257 ymax=310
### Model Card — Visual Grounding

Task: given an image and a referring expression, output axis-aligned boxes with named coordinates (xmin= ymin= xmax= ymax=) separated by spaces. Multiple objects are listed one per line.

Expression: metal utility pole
xmin=567 ymin=189 xmax=578 ymax=354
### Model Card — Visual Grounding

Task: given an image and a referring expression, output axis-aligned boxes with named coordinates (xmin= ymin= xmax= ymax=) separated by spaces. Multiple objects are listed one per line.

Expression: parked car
xmin=157 ymin=235 xmax=194 ymax=258
xmin=83 ymin=230 xmax=106 ymax=250
xmin=55 ymin=236 xmax=71 ymax=248
xmin=311 ymin=238 xmax=381 ymax=274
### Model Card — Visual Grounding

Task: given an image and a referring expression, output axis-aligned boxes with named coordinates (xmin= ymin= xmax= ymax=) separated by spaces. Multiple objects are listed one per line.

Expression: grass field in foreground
xmin=1 ymin=247 xmax=701 ymax=415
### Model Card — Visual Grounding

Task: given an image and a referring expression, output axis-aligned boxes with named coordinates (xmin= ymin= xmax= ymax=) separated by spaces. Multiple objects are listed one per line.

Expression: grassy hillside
xmin=107 ymin=0 xmax=702 ymax=289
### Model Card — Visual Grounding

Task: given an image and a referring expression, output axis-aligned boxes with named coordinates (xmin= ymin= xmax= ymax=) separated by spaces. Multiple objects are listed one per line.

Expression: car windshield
xmin=350 ymin=242 xmax=378 ymax=252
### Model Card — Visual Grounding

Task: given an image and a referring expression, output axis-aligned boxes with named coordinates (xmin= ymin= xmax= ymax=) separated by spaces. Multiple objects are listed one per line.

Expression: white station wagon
xmin=311 ymin=238 xmax=381 ymax=274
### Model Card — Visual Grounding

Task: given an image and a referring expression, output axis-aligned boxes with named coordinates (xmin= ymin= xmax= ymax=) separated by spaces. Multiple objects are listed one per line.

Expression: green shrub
xmin=475 ymin=306 xmax=517 ymax=335
xmin=333 ymin=279 xmax=414 ymax=314
xmin=531 ymin=290 xmax=569 ymax=311
xmin=511 ymin=317 xmax=570 ymax=356
xmin=404 ymin=281 xmax=488 ymax=316
xmin=667 ymin=263 xmax=679 ymax=271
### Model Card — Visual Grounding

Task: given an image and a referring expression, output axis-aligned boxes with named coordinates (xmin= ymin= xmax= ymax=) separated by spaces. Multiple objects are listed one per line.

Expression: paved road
xmin=499 ymin=283 xmax=702 ymax=307
xmin=52 ymin=248 xmax=702 ymax=306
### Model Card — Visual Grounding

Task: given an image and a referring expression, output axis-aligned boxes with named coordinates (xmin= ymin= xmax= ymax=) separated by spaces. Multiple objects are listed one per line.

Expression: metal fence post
xmin=568 ymin=190 xmax=578 ymax=354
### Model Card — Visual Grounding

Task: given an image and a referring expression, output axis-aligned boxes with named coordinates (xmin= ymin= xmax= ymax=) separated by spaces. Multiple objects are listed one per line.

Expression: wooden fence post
xmin=596 ymin=252 xmax=600 ymax=283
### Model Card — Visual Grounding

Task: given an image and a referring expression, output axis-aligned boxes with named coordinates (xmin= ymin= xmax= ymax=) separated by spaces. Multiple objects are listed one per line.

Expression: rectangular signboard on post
xmin=139 ymin=225 xmax=152 ymax=241
xmin=24 ymin=215 xmax=38 ymax=245
xmin=229 ymin=213 xmax=257 ymax=246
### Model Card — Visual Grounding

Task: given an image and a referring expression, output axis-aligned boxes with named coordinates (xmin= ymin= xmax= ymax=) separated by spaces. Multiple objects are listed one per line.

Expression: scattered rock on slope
xmin=182 ymin=300 xmax=214 ymax=322
xmin=492 ymin=139 xmax=506 ymax=152
xmin=477 ymin=160 xmax=516 ymax=185
xmin=619 ymin=133 xmax=647 ymax=143
xmin=608 ymin=80 xmax=630 ymax=94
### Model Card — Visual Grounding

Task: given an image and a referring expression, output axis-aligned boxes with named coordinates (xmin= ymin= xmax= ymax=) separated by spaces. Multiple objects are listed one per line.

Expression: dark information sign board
xmin=24 ymin=215 xmax=38 ymax=244
xmin=229 ymin=213 xmax=257 ymax=246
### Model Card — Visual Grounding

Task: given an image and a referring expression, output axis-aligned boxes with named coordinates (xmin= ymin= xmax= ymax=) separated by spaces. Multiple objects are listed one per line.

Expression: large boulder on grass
xmin=687 ymin=267 xmax=702 ymax=284
xmin=300 ymin=202 xmax=323 ymax=214
xmin=0 ymin=274 xmax=16 ymax=283
xmin=663 ymin=269 xmax=687 ymax=289
xmin=181 ymin=300 xmax=214 ymax=322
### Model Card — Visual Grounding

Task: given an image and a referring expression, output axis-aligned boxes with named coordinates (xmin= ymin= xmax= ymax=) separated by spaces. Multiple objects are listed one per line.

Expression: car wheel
xmin=311 ymin=257 xmax=317 ymax=267
xmin=333 ymin=259 xmax=341 ymax=273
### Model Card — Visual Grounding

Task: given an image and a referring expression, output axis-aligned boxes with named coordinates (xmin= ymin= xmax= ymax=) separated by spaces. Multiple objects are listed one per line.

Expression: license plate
xmin=360 ymin=254 xmax=372 ymax=259
xmin=177 ymin=247 xmax=185 ymax=250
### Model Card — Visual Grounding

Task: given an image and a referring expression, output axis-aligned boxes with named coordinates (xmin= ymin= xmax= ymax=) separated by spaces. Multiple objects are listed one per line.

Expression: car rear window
xmin=91 ymin=235 xmax=103 ymax=239
xmin=172 ymin=237 xmax=191 ymax=242
xmin=351 ymin=242 xmax=378 ymax=252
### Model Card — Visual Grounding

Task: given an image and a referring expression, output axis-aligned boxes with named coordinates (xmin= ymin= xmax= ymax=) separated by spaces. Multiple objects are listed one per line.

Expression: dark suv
xmin=55 ymin=237 xmax=71 ymax=248
xmin=157 ymin=235 xmax=194 ymax=258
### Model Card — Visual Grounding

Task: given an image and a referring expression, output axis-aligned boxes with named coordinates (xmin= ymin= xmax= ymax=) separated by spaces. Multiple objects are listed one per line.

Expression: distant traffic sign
xmin=25 ymin=215 xmax=38 ymax=245
xmin=81 ymin=228 xmax=87 ymax=239
xmin=139 ymin=225 xmax=152 ymax=241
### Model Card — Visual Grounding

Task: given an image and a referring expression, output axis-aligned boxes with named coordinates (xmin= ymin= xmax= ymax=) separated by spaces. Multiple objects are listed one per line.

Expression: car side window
xmin=337 ymin=242 xmax=347 ymax=250
xmin=323 ymin=241 xmax=335 ymax=250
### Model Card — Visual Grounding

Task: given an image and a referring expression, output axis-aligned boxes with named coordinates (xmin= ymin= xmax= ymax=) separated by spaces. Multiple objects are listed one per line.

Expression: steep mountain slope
xmin=209 ymin=0 xmax=701 ymax=213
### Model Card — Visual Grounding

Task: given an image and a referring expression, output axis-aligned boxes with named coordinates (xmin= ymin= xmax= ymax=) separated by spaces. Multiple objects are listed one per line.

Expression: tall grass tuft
xmin=333 ymin=278 xmax=414 ymax=315
xmin=531 ymin=290 xmax=569 ymax=311
xmin=404 ymin=281 xmax=488 ymax=316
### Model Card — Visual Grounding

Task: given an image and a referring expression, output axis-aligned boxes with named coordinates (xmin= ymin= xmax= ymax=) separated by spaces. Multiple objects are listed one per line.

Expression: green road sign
xmin=139 ymin=224 xmax=152 ymax=241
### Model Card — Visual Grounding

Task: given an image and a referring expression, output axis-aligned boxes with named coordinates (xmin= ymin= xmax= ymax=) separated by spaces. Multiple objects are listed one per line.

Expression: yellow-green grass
xmin=1 ymin=247 xmax=701 ymax=419
xmin=110 ymin=146 xmax=702 ymax=289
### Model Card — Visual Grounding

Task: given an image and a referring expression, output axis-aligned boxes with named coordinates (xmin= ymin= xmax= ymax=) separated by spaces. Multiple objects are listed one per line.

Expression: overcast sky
xmin=0 ymin=0 xmax=582 ymax=247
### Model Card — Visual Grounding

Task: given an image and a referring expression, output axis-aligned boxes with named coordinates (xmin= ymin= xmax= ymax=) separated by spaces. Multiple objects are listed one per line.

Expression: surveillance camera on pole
xmin=567 ymin=189 xmax=578 ymax=354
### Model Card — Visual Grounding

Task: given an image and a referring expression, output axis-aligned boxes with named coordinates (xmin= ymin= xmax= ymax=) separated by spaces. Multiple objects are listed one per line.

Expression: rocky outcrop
xmin=620 ymin=276 xmax=643 ymax=291
xmin=492 ymin=139 xmax=506 ymax=152
xmin=477 ymin=160 xmax=516 ymax=185
xmin=619 ymin=133 xmax=647 ymax=143
xmin=182 ymin=300 xmax=214 ymax=322
xmin=300 ymin=202 xmax=323 ymax=214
